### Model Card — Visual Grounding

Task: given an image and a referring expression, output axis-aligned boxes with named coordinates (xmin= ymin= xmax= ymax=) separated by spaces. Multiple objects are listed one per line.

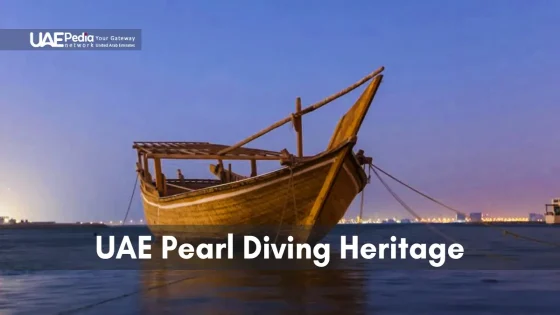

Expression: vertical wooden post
xmin=250 ymin=159 xmax=257 ymax=177
xmin=218 ymin=160 xmax=225 ymax=182
xmin=136 ymin=152 xmax=143 ymax=177
xmin=143 ymin=154 xmax=150 ymax=180
xmin=295 ymin=97 xmax=303 ymax=157
xmin=227 ymin=163 xmax=232 ymax=182
xmin=154 ymin=158 xmax=163 ymax=194
xmin=161 ymin=173 xmax=167 ymax=196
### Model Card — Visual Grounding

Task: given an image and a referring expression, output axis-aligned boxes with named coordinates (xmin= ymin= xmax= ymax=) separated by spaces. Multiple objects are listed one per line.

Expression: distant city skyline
xmin=0 ymin=212 xmax=545 ymax=225
xmin=1 ymin=0 xmax=559 ymax=222
xmin=0 ymin=209 xmax=549 ymax=225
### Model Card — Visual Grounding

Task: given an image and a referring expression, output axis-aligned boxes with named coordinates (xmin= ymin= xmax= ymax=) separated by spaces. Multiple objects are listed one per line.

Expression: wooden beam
xmin=132 ymin=141 xmax=210 ymax=149
xmin=134 ymin=143 xmax=280 ymax=156
xmin=303 ymin=145 xmax=352 ymax=227
xmin=295 ymin=97 xmax=303 ymax=157
xmin=327 ymin=74 xmax=383 ymax=150
xmin=166 ymin=182 xmax=195 ymax=192
xmin=154 ymin=158 xmax=163 ymax=195
xmin=250 ymin=159 xmax=257 ymax=177
xmin=147 ymin=154 xmax=284 ymax=161
xmin=216 ymin=66 xmax=384 ymax=156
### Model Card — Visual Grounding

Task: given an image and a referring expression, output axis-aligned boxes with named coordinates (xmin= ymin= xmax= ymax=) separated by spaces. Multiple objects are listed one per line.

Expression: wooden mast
xmin=295 ymin=97 xmax=303 ymax=157
xmin=216 ymin=66 xmax=384 ymax=156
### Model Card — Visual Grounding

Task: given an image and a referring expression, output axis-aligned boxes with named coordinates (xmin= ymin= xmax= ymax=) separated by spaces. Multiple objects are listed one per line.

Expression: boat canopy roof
xmin=133 ymin=141 xmax=285 ymax=160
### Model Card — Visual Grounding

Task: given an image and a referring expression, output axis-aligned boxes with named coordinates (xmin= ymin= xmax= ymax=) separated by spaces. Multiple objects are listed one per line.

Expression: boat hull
xmin=545 ymin=214 xmax=560 ymax=224
xmin=140 ymin=143 xmax=366 ymax=243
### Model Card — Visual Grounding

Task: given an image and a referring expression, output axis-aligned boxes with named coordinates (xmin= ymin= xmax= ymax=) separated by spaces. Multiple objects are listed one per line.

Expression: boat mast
xmin=295 ymin=97 xmax=303 ymax=157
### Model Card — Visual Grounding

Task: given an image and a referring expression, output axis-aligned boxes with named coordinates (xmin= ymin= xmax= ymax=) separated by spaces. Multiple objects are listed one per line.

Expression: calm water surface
xmin=1 ymin=225 xmax=560 ymax=315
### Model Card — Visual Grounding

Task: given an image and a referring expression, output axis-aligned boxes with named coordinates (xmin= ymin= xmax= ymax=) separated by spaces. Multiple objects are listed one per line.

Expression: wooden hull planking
xmin=140 ymin=143 xmax=366 ymax=243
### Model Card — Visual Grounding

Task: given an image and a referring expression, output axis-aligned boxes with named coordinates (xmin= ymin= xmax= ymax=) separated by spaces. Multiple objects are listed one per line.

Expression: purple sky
xmin=0 ymin=0 xmax=558 ymax=222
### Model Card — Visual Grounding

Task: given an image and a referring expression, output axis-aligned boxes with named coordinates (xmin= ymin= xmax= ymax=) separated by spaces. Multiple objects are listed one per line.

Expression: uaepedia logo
xmin=0 ymin=29 xmax=141 ymax=50
xmin=29 ymin=31 xmax=94 ymax=48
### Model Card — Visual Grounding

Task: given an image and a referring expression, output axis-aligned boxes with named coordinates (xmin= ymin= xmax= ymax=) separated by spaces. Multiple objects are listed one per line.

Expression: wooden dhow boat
xmin=133 ymin=66 xmax=384 ymax=243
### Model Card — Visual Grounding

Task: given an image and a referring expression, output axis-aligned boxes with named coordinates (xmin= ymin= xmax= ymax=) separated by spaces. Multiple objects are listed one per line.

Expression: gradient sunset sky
xmin=0 ymin=0 xmax=558 ymax=222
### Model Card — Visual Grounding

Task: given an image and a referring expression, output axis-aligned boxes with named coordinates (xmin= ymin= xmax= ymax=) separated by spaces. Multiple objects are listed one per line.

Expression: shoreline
xmin=0 ymin=223 xmax=108 ymax=229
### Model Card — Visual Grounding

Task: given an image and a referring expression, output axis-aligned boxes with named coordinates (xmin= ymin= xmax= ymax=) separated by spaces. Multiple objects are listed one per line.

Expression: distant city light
xmin=339 ymin=215 xmax=536 ymax=224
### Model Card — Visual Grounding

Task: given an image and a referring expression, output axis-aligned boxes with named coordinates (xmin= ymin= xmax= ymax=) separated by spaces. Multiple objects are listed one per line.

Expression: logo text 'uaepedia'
xmin=29 ymin=32 xmax=94 ymax=48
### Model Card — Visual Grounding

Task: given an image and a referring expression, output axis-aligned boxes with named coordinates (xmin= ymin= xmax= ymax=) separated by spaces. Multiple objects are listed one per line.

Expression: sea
xmin=1 ymin=224 xmax=560 ymax=315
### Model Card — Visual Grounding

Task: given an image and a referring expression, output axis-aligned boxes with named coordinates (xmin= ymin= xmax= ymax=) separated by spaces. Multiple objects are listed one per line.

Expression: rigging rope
xmin=370 ymin=163 xmax=560 ymax=247
xmin=122 ymin=175 xmax=139 ymax=225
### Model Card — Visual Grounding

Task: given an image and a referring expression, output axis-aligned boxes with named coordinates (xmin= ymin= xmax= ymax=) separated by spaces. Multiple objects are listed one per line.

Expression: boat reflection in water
xmin=138 ymin=257 xmax=368 ymax=314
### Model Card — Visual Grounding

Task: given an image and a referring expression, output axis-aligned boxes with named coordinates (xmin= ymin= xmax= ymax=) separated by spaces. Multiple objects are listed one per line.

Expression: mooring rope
xmin=370 ymin=163 xmax=560 ymax=247
xmin=355 ymin=164 xmax=372 ymax=236
xmin=291 ymin=169 xmax=298 ymax=222
xmin=358 ymin=165 xmax=367 ymax=224
xmin=369 ymin=165 xmax=513 ymax=261
xmin=275 ymin=166 xmax=297 ymax=243
xmin=57 ymin=175 xmax=185 ymax=314
xmin=122 ymin=175 xmax=139 ymax=226
xmin=370 ymin=165 xmax=459 ymax=244
xmin=57 ymin=275 xmax=195 ymax=314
